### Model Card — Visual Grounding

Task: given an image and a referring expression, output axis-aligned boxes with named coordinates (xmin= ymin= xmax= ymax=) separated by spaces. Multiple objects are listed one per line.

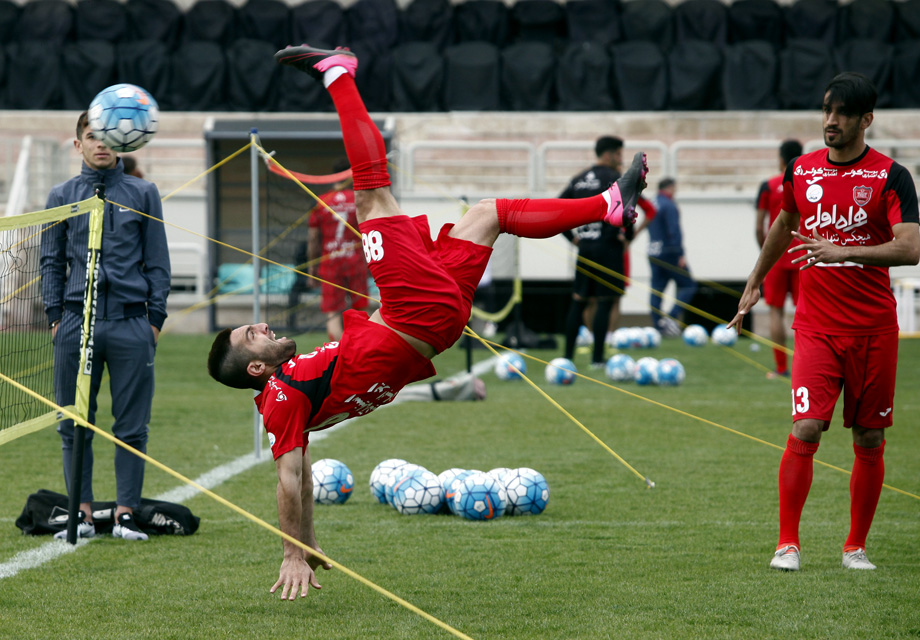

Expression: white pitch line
xmin=0 ymin=359 xmax=497 ymax=580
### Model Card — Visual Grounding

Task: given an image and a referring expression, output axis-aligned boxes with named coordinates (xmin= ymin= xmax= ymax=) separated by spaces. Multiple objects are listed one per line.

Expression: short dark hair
xmin=658 ymin=177 xmax=675 ymax=191
xmin=208 ymin=328 xmax=257 ymax=390
xmin=779 ymin=139 xmax=803 ymax=166
xmin=121 ymin=155 xmax=137 ymax=174
xmin=595 ymin=136 xmax=624 ymax=158
xmin=824 ymin=72 xmax=877 ymax=117
xmin=76 ymin=111 xmax=90 ymax=140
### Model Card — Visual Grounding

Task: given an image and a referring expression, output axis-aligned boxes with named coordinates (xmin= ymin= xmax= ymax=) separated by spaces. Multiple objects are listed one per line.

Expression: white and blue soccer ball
xmin=444 ymin=469 xmax=480 ymax=514
xmin=634 ymin=357 xmax=660 ymax=386
xmin=605 ymin=353 xmax=636 ymax=382
xmin=453 ymin=472 xmax=507 ymax=521
xmin=392 ymin=469 xmax=444 ymax=515
xmin=502 ymin=467 xmax=550 ymax=516
xmin=545 ymin=357 xmax=577 ymax=385
xmin=369 ymin=458 xmax=408 ymax=504
xmin=576 ymin=325 xmax=593 ymax=347
xmin=495 ymin=352 xmax=527 ymax=380
xmin=384 ymin=463 xmax=425 ymax=506
xmin=627 ymin=326 xmax=649 ymax=349
xmin=612 ymin=327 xmax=631 ymax=349
xmin=711 ymin=323 xmax=738 ymax=346
xmin=682 ymin=324 xmax=709 ymax=347
xmin=657 ymin=358 xmax=686 ymax=386
xmin=88 ymin=84 xmax=159 ymax=152
xmin=488 ymin=467 xmax=513 ymax=484
xmin=312 ymin=458 xmax=354 ymax=505
xmin=643 ymin=326 xmax=662 ymax=349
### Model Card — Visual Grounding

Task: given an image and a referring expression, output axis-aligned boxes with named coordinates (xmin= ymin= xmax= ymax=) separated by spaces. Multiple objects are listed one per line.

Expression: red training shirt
xmin=757 ymin=174 xmax=796 ymax=270
xmin=308 ymin=189 xmax=363 ymax=280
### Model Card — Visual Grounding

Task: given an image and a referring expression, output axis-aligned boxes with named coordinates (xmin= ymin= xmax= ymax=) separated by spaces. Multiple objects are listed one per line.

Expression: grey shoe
xmin=53 ymin=510 xmax=96 ymax=540
xmin=112 ymin=512 xmax=149 ymax=541
xmin=770 ymin=545 xmax=800 ymax=571
xmin=842 ymin=548 xmax=876 ymax=570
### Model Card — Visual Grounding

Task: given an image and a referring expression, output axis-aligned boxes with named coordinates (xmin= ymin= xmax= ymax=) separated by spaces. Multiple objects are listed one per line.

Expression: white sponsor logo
xmin=795 ymin=166 xmax=838 ymax=178
xmin=267 ymin=432 xmax=276 ymax=447
xmin=806 ymin=184 xmax=823 ymax=203
xmin=842 ymin=168 xmax=887 ymax=180
xmin=803 ymin=203 xmax=868 ymax=233
xmin=879 ymin=408 xmax=892 ymax=417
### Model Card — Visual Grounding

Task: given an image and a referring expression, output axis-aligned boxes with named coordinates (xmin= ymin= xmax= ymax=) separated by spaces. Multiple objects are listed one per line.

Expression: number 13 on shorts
xmin=363 ymin=230 xmax=384 ymax=263
xmin=791 ymin=386 xmax=809 ymax=416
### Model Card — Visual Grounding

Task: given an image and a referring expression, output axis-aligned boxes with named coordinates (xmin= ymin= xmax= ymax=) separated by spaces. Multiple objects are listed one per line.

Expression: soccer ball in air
xmin=682 ymin=324 xmax=709 ymax=347
xmin=657 ymin=358 xmax=686 ymax=386
xmin=392 ymin=469 xmax=444 ymax=515
xmin=494 ymin=352 xmax=527 ymax=380
xmin=711 ymin=323 xmax=738 ymax=346
xmin=634 ymin=357 xmax=660 ymax=386
xmin=312 ymin=458 xmax=354 ymax=505
xmin=453 ymin=472 xmax=507 ymax=521
xmin=605 ymin=353 xmax=636 ymax=382
xmin=87 ymin=84 xmax=159 ymax=152
xmin=369 ymin=458 xmax=408 ymax=504
xmin=545 ymin=357 xmax=577 ymax=385
xmin=503 ymin=468 xmax=550 ymax=516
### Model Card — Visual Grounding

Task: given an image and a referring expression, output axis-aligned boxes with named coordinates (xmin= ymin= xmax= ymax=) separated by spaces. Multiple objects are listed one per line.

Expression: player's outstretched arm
xmin=300 ymin=446 xmax=332 ymax=574
xmin=271 ymin=449 xmax=323 ymax=600
xmin=789 ymin=222 xmax=920 ymax=269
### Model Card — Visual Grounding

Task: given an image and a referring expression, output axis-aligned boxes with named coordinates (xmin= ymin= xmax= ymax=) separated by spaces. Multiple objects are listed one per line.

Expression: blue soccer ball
xmin=634 ymin=357 xmax=660 ymax=386
xmin=495 ymin=352 xmax=527 ymax=380
xmin=711 ymin=323 xmax=738 ymax=346
xmin=502 ymin=467 xmax=550 ymax=516
xmin=612 ymin=327 xmax=631 ymax=350
xmin=384 ymin=463 xmax=424 ymax=506
xmin=643 ymin=326 xmax=662 ymax=349
xmin=311 ymin=458 xmax=354 ymax=505
xmin=453 ymin=472 xmax=507 ymax=521
xmin=443 ymin=469 xmax=481 ymax=514
xmin=87 ymin=84 xmax=159 ymax=152
xmin=392 ymin=469 xmax=444 ymax=515
xmin=682 ymin=324 xmax=709 ymax=347
xmin=575 ymin=325 xmax=593 ymax=347
xmin=605 ymin=353 xmax=636 ymax=382
xmin=369 ymin=458 xmax=408 ymax=504
xmin=657 ymin=358 xmax=686 ymax=386
xmin=545 ymin=357 xmax=577 ymax=385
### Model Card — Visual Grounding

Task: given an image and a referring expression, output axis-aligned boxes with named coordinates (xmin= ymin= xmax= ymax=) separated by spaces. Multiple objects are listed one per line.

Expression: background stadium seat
xmin=291 ymin=0 xmax=347 ymax=48
xmin=116 ymin=40 xmax=172 ymax=109
xmin=399 ymin=0 xmax=453 ymax=51
xmin=351 ymin=42 xmax=392 ymax=112
xmin=276 ymin=63 xmax=334 ymax=113
xmin=556 ymin=41 xmax=615 ymax=111
xmin=0 ymin=0 xmax=20 ymax=43
xmin=667 ymin=39 xmax=723 ymax=110
xmin=390 ymin=41 xmax=444 ymax=111
xmin=346 ymin=0 xmax=399 ymax=55
xmin=61 ymin=40 xmax=116 ymax=110
xmin=833 ymin=39 xmax=893 ymax=107
xmin=6 ymin=40 xmax=62 ymax=109
xmin=238 ymin=0 xmax=290 ymax=50
xmin=896 ymin=0 xmax=920 ymax=42
xmin=722 ymin=40 xmax=779 ymax=110
xmin=17 ymin=0 xmax=74 ymax=45
xmin=610 ymin=40 xmax=668 ymax=111
xmin=838 ymin=0 xmax=895 ymax=43
xmin=779 ymin=37 xmax=836 ymax=109
xmin=620 ymin=0 xmax=674 ymax=52
xmin=674 ymin=0 xmax=728 ymax=45
xmin=169 ymin=40 xmax=226 ymax=110
xmin=76 ymin=0 xmax=127 ymax=43
xmin=783 ymin=0 xmax=838 ymax=47
xmin=510 ymin=0 xmax=566 ymax=46
xmin=892 ymin=41 xmax=920 ymax=108
xmin=453 ymin=0 xmax=509 ymax=46
xmin=126 ymin=0 xmax=183 ymax=48
xmin=183 ymin=0 xmax=238 ymax=46
xmin=565 ymin=0 xmax=621 ymax=47
xmin=226 ymin=38 xmax=280 ymax=111
xmin=728 ymin=0 xmax=784 ymax=46
xmin=500 ymin=41 xmax=555 ymax=111
xmin=444 ymin=41 xmax=501 ymax=110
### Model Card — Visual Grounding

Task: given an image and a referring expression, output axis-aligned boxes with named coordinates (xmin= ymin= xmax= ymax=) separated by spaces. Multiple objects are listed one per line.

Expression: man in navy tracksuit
xmin=40 ymin=112 xmax=170 ymax=541
xmin=648 ymin=178 xmax=697 ymax=334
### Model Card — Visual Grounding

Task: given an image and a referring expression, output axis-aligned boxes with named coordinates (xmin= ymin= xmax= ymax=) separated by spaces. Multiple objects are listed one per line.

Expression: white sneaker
xmin=112 ymin=512 xmax=149 ymax=541
xmin=770 ymin=545 xmax=800 ymax=571
xmin=53 ymin=511 xmax=96 ymax=540
xmin=842 ymin=548 xmax=876 ymax=570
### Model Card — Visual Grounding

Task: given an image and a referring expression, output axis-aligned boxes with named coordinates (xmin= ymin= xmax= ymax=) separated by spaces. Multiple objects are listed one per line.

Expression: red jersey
xmin=308 ymin=188 xmax=363 ymax=279
xmin=254 ymin=310 xmax=436 ymax=459
xmin=757 ymin=174 xmax=796 ymax=270
xmin=782 ymin=146 xmax=919 ymax=335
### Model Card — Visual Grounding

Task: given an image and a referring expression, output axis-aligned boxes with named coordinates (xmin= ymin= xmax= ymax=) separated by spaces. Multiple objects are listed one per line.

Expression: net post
xmin=250 ymin=131 xmax=263 ymax=460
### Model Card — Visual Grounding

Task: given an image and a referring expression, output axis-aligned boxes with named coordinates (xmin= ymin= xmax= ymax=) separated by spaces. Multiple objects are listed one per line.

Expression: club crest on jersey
xmin=853 ymin=185 xmax=872 ymax=207
xmin=806 ymin=183 xmax=823 ymax=203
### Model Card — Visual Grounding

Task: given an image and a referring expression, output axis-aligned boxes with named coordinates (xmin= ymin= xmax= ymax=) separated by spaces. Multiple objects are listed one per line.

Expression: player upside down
xmin=207 ymin=45 xmax=648 ymax=600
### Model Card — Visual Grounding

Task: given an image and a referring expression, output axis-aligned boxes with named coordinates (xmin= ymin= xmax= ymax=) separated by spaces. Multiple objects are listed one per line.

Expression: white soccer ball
xmin=642 ymin=326 xmax=662 ymax=348
xmin=627 ymin=326 xmax=649 ymax=348
xmin=575 ymin=325 xmax=594 ymax=347
xmin=384 ymin=463 xmax=425 ymax=506
xmin=87 ymin=83 xmax=159 ymax=152
xmin=443 ymin=469 xmax=480 ymax=515
xmin=634 ymin=357 xmax=659 ymax=386
xmin=545 ymin=357 xmax=577 ymax=385
xmin=612 ymin=327 xmax=631 ymax=349
xmin=711 ymin=323 xmax=738 ymax=346
xmin=657 ymin=358 xmax=686 ymax=386
xmin=605 ymin=353 xmax=636 ymax=382
xmin=311 ymin=458 xmax=354 ymax=505
xmin=494 ymin=352 xmax=527 ymax=380
xmin=502 ymin=467 xmax=550 ymax=516
xmin=392 ymin=469 xmax=444 ymax=515
xmin=682 ymin=324 xmax=709 ymax=347
xmin=488 ymin=467 xmax=513 ymax=484
xmin=453 ymin=472 xmax=507 ymax=521
xmin=369 ymin=458 xmax=408 ymax=504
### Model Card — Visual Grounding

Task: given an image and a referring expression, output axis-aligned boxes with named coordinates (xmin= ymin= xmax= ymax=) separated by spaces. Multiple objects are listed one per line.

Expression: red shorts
xmin=790 ymin=330 xmax=898 ymax=429
xmin=318 ymin=264 xmax=369 ymax=314
xmin=359 ymin=215 xmax=492 ymax=353
xmin=762 ymin=266 xmax=799 ymax=308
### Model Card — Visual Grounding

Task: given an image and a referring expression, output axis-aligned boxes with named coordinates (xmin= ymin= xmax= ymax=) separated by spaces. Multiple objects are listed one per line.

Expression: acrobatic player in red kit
xmin=207 ymin=45 xmax=649 ymax=599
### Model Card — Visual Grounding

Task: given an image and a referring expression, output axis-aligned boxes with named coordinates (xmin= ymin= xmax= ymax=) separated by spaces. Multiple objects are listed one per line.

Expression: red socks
xmin=325 ymin=75 xmax=391 ymax=191
xmin=773 ymin=348 xmax=788 ymax=375
xmin=777 ymin=433 xmax=819 ymax=549
xmin=844 ymin=440 xmax=885 ymax=551
xmin=495 ymin=196 xmax=608 ymax=239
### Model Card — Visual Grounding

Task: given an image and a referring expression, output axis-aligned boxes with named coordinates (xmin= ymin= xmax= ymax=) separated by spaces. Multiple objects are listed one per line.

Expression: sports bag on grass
xmin=15 ymin=489 xmax=200 ymax=536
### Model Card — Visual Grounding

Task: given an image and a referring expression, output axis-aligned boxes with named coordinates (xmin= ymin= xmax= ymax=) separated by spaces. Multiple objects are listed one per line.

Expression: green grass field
xmin=1 ymin=331 xmax=919 ymax=639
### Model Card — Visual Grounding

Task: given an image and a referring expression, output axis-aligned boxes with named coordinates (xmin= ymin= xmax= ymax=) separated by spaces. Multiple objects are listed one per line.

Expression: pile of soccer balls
xmin=605 ymin=354 xmax=686 ymax=386
xmin=609 ymin=326 xmax=662 ymax=350
xmin=369 ymin=459 xmax=550 ymax=520
xmin=683 ymin=323 xmax=738 ymax=347
xmin=495 ymin=353 xmax=579 ymax=386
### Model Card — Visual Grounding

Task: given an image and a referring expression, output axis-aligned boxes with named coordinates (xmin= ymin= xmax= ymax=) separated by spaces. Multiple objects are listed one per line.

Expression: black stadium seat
xmin=896 ymin=0 xmax=920 ymax=42
xmin=838 ymin=0 xmax=895 ymax=43
xmin=833 ymin=39 xmax=893 ymax=107
xmin=444 ymin=41 xmax=501 ymax=110
xmin=621 ymin=0 xmax=674 ymax=51
xmin=116 ymin=40 xmax=172 ymax=108
xmin=892 ymin=41 xmax=920 ymax=108
xmin=61 ymin=40 xmax=116 ymax=110
xmin=565 ymin=0 xmax=621 ymax=47
xmin=76 ymin=0 xmax=128 ymax=43
xmin=610 ymin=40 xmax=668 ymax=111
xmin=453 ymin=0 xmax=509 ymax=46
xmin=674 ymin=0 xmax=728 ymax=45
xmin=291 ymin=0 xmax=347 ymax=48
xmin=390 ymin=41 xmax=444 ymax=111
xmin=169 ymin=40 xmax=227 ymax=110
xmin=17 ymin=0 xmax=74 ymax=45
xmin=778 ymin=37 xmax=836 ymax=109
xmin=126 ymin=0 xmax=183 ymax=48
xmin=238 ymin=0 xmax=290 ymax=50
xmin=783 ymin=0 xmax=838 ymax=47
xmin=722 ymin=40 xmax=779 ymax=109
xmin=0 ymin=0 xmax=21 ymax=43
xmin=183 ymin=0 xmax=238 ymax=46
xmin=667 ymin=39 xmax=723 ymax=110
xmin=556 ymin=41 xmax=615 ymax=111
xmin=510 ymin=0 xmax=566 ymax=46
xmin=399 ymin=0 xmax=453 ymax=51
xmin=728 ymin=0 xmax=784 ymax=46
xmin=6 ymin=40 xmax=63 ymax=109
xmin=346 ymin=0 xmax=399 ymax=55
xmin=226 ymin=38 xmax=280 ymax=111
xmin=501 ymin=41 xmax=555 ymax=111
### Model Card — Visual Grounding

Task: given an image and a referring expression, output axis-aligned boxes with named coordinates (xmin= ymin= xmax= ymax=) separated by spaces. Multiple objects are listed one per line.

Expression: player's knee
xmin=466 ymin=198 xmax=497 ymax=220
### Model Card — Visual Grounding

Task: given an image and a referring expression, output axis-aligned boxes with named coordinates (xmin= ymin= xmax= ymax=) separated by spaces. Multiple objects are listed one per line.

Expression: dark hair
xmin=121 ymin=155 xmax=137 ymax=174
xmin=779 ymin=139 xmax=803 ymax=167
xmin=76 ymin=111 xmax=90 ymax=140
xmin=824 ymin=72 xmax=877 ymax=117
xmin=658 ymin=177 xmax=675 ymax=191
xmin=595 ymin=136 xmax=624 ymax=158
xmin=208 ymin=328 xmax=256 ymax=390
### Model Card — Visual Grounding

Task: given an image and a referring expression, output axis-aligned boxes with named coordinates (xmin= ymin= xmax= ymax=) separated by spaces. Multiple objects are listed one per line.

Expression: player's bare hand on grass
xmin=788 ymin=229 xmax=844 ymax=269
xmin=271 ymin=556 xmax=322 ymax=600
xmin=306 ymin=546 xmax=333 ymax=573
xmin=727 ymin=283 xmax=761 ymax=330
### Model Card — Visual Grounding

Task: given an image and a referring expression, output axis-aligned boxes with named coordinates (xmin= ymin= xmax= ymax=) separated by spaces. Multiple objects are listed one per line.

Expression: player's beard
xmin=824 ymin=124 xmax=855 ymax=149
xmin=261 ymin=337 xmax=297 ymax=367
